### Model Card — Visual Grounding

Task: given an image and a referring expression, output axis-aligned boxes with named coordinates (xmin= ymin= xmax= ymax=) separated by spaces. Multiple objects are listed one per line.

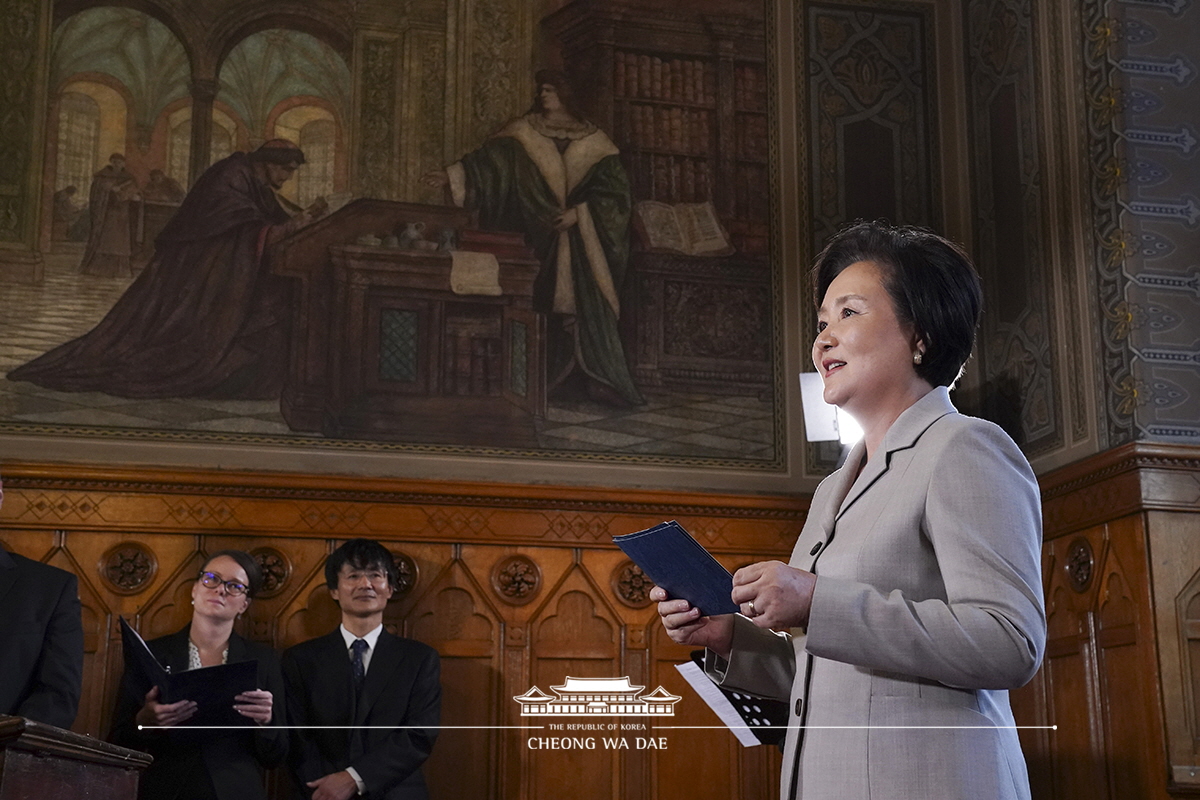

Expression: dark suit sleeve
xmin=352 ymin=647 xmax=441 ymax=795
xmin=252 ymin=646 xmax=289 ymax=768
xmin=16 ymin=571 xmax=83 ymax=729
xmin=282 ymin=647 xmax=325 ymax=792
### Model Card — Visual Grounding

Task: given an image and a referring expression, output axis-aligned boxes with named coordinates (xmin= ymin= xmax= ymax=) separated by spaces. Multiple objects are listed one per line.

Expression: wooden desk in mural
xmin=271 ymin=200 xmax=545 ymax=447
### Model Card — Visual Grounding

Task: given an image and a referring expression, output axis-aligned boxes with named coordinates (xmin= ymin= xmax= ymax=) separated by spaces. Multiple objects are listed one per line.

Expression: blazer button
xmin=794 ymin=699 xmax=803 ymax=717
xmin=809 ymin=542 xmax=823 ymax=556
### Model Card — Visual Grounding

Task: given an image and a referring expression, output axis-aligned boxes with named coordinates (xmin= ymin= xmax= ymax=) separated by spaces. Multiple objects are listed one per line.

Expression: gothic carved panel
xmin=249 ymin=545 xmax=291 ymax=598
xmin=491 ymin=554 xmax=541 ymax=605
xmin=388 ymin=549 xmax=419 ymax=598
xmin=1066 ymin=537 xmax=1094 ymax=593
xmin=965 ymin=0 xmax=1060 ymax=455
xmin=806 ymin=4 xmax=937 ymax=247
xmin=611 ymin=560 xmax=653 ymax=609
xmin=100 ymin=541 xmax=157 ymax=594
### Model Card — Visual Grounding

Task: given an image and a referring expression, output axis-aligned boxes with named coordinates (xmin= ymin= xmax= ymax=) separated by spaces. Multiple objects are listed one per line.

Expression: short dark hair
xmin=203 ymin=549 xmax=264 ymax=598
xmin=325 ymin=539 xmax=399 ymax=592
xmin=812 ymin=221 xmax=982 ymax=388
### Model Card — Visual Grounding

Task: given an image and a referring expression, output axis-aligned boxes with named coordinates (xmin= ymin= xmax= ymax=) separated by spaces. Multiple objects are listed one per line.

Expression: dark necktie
xmin=350 ymin=639 xmax=368 ymax=688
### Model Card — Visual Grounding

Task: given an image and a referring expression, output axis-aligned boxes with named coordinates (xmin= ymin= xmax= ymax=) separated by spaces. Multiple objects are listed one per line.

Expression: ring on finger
xmin=747 ymin=600 xmax=757 ymax=617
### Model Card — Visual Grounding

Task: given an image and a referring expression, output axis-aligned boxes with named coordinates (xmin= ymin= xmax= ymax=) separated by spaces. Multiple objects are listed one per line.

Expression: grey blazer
xmin=708 ymin=387 xmax=1045 ymax=800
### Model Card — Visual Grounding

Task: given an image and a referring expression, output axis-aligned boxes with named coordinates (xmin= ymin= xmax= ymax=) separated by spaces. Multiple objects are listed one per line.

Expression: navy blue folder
xmin=119 ymin=616 xmax=257 ymax=727
xmin=613 ymin=520 xmax=739 ymax=617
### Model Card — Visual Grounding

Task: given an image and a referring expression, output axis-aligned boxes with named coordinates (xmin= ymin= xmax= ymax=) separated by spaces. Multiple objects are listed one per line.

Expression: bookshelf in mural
xmin=547 ymin=3 xmax=771 ymax=394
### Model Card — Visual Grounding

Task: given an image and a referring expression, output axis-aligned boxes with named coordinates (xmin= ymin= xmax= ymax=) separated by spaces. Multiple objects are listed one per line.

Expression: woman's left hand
xmin=233 ymin=689 xmax=273 ymax=725
xmin=731 ymin=561 xmax=817 ymax=629
xmin=553 ymin=207 xmax=579 ymax=230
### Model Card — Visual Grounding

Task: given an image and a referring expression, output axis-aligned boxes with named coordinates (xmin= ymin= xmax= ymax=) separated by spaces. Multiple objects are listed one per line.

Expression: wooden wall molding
xmin=1039 ymin=442 xmax=1200 ymax=538
xmin=0 ymin=462 xmax=807 ymax=553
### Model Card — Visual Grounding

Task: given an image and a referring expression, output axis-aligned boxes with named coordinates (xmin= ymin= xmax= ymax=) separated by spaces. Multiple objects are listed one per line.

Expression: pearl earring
xmin=913 ymin=352 xmax=923 ymax=365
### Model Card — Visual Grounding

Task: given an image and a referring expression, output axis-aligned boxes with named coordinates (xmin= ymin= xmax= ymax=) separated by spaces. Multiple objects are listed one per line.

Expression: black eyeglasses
xmin=198 ymin=571 xmax=249 ymax=596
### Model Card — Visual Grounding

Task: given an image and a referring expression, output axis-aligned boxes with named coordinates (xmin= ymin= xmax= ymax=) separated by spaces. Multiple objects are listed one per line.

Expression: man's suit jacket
xmin=282 ymin=629 xmax=440 ymax=800
xmin=709 ymin=387 xmax=1046 ymax=800
xmin=110 ymin=626 xmax=288 ymax=800
xmin=0 ymin=546 xmax=83 ymax=729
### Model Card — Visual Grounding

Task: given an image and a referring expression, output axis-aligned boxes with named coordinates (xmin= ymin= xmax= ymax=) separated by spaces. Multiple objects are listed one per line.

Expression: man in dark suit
xmin=0 ymin=476 xmax=84 ymax=729
xmin=283 ymin=539 xmax=440 ymax=800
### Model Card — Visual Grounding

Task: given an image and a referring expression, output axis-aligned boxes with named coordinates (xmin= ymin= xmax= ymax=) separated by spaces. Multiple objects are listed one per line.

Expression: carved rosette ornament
xmin=612 ymin=561 xmax=653 ymax=608
xmin=250 ymin=547 xmax=291 ymax=598
xmin=1066 ymin=538 xmax=1094 ymax=593
xmin=491 ymin=555 xmax=541 ymax=605
xmin=100 ymin=542 xmax=157 ymax=594
xmin=388 ymin=550 xmax=418 ymax=598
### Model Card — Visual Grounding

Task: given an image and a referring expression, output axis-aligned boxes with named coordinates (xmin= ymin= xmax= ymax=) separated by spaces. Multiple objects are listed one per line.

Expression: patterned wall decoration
xmin=1081 ymin=0 xmax=1200 ymax=446
xmin=469 ymin=0 xmax=522 ymax=146
xmin=964 ymin=0 xmax=1061 ymax=455
xmin=0 ymin=0 xmax=44 ymax=246
xmin=806 ymin=4 xmax=938 ymax=249
xmin=355 ymin=34 xmax=399 ymax=198
xmin=407 ymin=29 xmax=447 ymax=202
xmin=100 ymin=541 xmax=157 ymax=594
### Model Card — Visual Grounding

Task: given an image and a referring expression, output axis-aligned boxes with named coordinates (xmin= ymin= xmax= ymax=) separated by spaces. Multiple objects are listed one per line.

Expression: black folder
xmin=613 ymin=520 xmax=739 ymax=617
xmin=119 ymin=617 xmax=257 ymax=728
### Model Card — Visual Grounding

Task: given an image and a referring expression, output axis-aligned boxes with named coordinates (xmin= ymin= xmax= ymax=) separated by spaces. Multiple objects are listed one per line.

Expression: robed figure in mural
xmin=425 ymin=70 xmax=644 ymax=406
xmin=80 ymin=153 xmax=140 ymax=277
xmin=9 ymin=140 xmax=326 ymax=399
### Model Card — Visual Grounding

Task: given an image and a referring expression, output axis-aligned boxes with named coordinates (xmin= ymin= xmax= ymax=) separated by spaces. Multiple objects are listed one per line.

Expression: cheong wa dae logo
xmin=513 ymin=676 xmax=681 ymax=716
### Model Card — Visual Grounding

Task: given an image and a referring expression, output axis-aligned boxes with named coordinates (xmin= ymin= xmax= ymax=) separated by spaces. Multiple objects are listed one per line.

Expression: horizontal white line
xmin=140 ymin=724 xmax=1058 ymax=731
xmin=139 ymin=725 xmax=543 ymax=730
xmin=656 ymin=725 xmax=1058 ymax=730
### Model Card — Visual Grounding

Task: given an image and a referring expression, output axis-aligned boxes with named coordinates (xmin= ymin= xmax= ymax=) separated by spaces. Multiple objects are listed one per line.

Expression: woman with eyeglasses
xmin=110 ymin=549 xmax=287 ymax=800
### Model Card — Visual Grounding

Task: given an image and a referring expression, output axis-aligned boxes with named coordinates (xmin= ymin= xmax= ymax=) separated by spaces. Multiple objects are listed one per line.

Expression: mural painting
xmin=0 ymin=0 xmax=778 ymax=468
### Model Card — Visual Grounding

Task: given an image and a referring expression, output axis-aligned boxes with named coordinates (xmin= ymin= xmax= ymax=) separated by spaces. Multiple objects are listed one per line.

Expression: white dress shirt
xmin=337 ymin=623 xmax=384 ymax=795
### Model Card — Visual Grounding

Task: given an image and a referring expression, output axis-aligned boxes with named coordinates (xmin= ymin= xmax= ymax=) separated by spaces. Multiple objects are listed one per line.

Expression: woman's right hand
xmin=134 ymin=685 xmax=197 ymax=729
xmin=651 ymin=586 xmax=734 ymax=658
xmin=420 ymin=170 xmax=449 ymax=188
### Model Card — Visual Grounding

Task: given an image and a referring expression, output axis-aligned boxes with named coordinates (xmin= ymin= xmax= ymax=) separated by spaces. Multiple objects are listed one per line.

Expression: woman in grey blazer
xmin=653 ymin=222 xmax=1045 ymax=800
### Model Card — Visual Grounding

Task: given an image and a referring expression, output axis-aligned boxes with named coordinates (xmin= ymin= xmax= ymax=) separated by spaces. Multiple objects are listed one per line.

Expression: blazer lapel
xmin=226 ymin=631 xmax=249 ymax=664
xmin=313 ymin=631 xmax=359 ymax=754
xmin=156 ymin=627 xmax=192 ymax=674
xmin=355 ymin=631 xmax=402 ymax=725
xmin=835 ymin=387 xmax=957 ymax=522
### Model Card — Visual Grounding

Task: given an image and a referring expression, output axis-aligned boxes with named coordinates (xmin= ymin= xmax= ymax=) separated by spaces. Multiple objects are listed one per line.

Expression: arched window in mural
xmin=55 ymin=92 xmax=100 ymax=193
xmin=168 ymin=118 xmax=190 ymax=184
xmin=298 ymin=118 xmax=335 ymax=206
xmin=211 ymin=123 xmax=233 ymax=164
xmin=167 ymin=110 xmax=240 ymax=185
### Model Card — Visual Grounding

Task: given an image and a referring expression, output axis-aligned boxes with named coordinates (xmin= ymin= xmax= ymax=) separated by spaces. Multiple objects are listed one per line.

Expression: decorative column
xmin=0 ymin=0 xmax=51 ymax=283
xmin=187 ymin=78 xmax=217 ymax=187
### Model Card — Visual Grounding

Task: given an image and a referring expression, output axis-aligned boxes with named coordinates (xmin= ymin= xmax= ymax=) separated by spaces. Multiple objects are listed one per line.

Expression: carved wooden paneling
xmin=1014 ymin=443 xmax=1200 ymax=800
xmin=0 ymin=462 xmax=801 ymax=800
xmin=410 ymin=556 xmax=503 ymax=800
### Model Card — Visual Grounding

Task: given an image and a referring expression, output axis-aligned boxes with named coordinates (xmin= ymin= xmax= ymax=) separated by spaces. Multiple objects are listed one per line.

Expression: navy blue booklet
xmin=613 ymin=520 xmax=739 ymax=617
